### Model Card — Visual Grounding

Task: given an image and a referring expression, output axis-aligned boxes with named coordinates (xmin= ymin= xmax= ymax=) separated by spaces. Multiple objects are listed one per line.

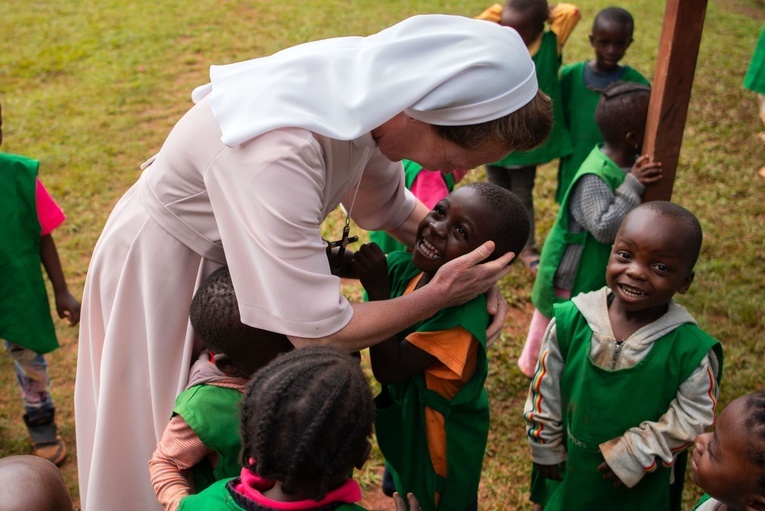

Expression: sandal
xmin=519 ymin=248 xmax=540 ymax=276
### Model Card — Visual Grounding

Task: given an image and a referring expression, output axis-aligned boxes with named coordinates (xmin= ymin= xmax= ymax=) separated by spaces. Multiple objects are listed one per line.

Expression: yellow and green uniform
xmin=375 ymin=252 xmax=489 ymax=511
xmin=489 ymin=31 xmax=572 ymax=167
xmin=531 ymin=146 xmax=625 ymax=318
xmin=0 ymin=153 xmax=58 ymax=354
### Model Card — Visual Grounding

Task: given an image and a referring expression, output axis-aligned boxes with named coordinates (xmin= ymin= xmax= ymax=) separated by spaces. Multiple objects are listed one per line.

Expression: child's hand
xmin=534 ymin=462 xmax=564 ymax=481
xmin=393 ymin=492 xmax=421 ymax=511
xmin=630 ymin=155 xmax=663 ymax=186
xmin=597 ymin=461 xmax=626 ymax=488
xmin=351 ymin=243 xmax=390 ymax=301
xmin=55 ymin=291 xmax=81 ymax=327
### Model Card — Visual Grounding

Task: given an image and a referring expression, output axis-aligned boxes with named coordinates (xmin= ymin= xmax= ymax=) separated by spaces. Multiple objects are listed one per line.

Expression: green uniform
xmin=491 ymin=31 xmax=571 ymax=167
xmin=173 ymin=384 xmax=243 ymax=492
xmin=540 ymin=301 xmax=723 ymax=511
xmin=744 ymin=27 xmax=765 ymax=94
xmin=557 ymin=62 xmax=649 ymax=202
xmin=375 ymin=252 xmax=489 ymax=511
xmin=0 ymin=153 xmax=58 ymax=353
xmin=369 ymin=160 xmax=455 ymax=254
xmin=178 ymin=478 xmax=367 ymax=511
xmin=532 ymin=146 xmax=625 ymax=318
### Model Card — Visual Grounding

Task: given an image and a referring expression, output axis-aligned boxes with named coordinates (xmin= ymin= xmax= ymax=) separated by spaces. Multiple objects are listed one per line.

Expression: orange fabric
xmin=402 ymin=276 xmax=478 ymax=480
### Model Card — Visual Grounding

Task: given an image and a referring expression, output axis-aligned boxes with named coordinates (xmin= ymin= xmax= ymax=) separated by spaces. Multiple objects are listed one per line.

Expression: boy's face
xmin=589 ymin=19 xmax=633 ymax=72
xmin=692 ymin=397 xmax=765 ymax=510
xmin=606 ymin=209 xmax=694 ymax=315
xmin=412 ymin=186 xmax=495 ymax=274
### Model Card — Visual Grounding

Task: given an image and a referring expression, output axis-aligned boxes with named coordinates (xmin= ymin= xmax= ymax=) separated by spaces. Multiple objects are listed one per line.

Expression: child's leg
xmin=4 ymin=341 xmax=66 ymax=465
xmin=518 ymin=308 xmax=552 ymax=378
xmin=518 ymin=289 xmax=571 ymax=378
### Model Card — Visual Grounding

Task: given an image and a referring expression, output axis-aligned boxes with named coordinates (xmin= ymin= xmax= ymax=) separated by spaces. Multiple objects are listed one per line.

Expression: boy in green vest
xmin=518 ymin=81 xmax=661 ymax=378
xmin=476 ymin=0 xmax=580 ymax=274
xmin=557 ymin=7 xmax=650 ymax=203
xmin=690 ymin=390 xmax=765 ymax=511
xmin=0 ymin=100 xmax=80 ymax=466
xmin=354 ymin=182 xmax=530 ymax=511
xmin=149 ymin=266 xmax=292 ymax=511
xmin=524 ymin=201 xmax=723 ymax=511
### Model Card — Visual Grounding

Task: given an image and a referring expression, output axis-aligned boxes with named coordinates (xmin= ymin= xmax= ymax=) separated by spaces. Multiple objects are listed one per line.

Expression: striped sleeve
xmin=599 ymin=350 xmax=720 ymax=488
xmin=523 ymin=319 xmax=568 ymax=465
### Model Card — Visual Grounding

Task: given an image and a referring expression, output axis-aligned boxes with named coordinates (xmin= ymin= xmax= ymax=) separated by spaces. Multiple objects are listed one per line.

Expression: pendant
xmin=326 ymin=218 xmax=358 ymax=275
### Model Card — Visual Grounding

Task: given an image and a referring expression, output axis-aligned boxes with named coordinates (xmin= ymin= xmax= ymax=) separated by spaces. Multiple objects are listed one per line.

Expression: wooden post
xmin=641 ymin=0 xmax=708 ymax=201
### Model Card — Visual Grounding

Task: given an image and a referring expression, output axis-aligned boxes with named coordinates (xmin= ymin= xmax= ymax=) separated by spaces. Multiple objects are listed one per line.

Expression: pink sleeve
xmin=409 ymin=169 xmax=470 ymax=210
xmin=36 ymin=180 xmax=66 ymax=235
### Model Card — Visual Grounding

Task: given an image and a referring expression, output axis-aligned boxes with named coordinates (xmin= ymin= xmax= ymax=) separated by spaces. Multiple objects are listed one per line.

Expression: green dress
xmin=490 ymin=31 xmax=571 ymax=167
xmin=172 ymin=384 xmax=244 ymax=492
xmin=532 ymin=146 xmax=626 ymax=318
xmin=0 ymin=153 xmax=58 ymax=353
xmin=375 ymin=252 xmax=489 ymax=511
xmin=538 ymin=301 xmax=723 ymax=511
xmin=557 ymin=62 xmax=649 ymax=202
xmin=744 ymin=27 xmax=765 ymax=94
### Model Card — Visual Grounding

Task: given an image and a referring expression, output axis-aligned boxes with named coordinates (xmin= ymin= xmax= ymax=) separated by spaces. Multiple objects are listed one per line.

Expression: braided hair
xmin=189 ymin=266 xmax=292 ymax=375
xmin=239 ymin=345 xmax=374 ymax=500
xmin=744 ymin=390 xmax=765 ymax=489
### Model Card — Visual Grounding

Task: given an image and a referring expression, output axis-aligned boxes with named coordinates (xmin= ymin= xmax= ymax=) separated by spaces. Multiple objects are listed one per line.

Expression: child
xmin=477 ymin=0 xmax=580 ymax=274
xmin=518 ymin=81 xmax=661 ymax=378
xmin=0 ymin=455 xmax=74 ymax=511
xmin=690 ymin=390 xmax=765 ymax=511
xmin=354 ymin=183 xmax=530 ymax=511
xmin=524 ymin=201 xmax=723 ymax=511
xmin=176 ymin=345 xmax=406 ymax=511
xmin=369 ymin=160 xmax=468 ymax=254
xmin=557 ymin=7 xmax=651 ymax=203
xmin=0 ymin=100 xmax=80 ymax=465
xmin=149 ymin=266 xmax=293 ymax=511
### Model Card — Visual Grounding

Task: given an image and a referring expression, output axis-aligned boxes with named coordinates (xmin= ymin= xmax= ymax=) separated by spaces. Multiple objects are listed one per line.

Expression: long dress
xmin=75 ymin=96 xmax=414 ymax=511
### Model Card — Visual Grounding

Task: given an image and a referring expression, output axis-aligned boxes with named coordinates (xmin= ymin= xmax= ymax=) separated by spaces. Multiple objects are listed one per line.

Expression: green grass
xmin=1 ymin=0 xmax=764 ymax=509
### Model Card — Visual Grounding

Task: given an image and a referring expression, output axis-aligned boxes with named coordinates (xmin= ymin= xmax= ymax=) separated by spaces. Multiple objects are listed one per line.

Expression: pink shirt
xmin=36 ymin=179 xmax=65 ymax=235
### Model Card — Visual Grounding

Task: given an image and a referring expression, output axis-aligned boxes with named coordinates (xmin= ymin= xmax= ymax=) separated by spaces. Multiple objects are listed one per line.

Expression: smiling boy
xmin=524 ymin=201 xmax=723 ymax=511
xmin=354 ymin=182 xmax=529 ymax=511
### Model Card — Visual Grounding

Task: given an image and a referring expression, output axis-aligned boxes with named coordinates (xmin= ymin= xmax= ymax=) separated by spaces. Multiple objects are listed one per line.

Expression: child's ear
xmin=212 ymin=354 xmax=241 ymax=376
xmin=624 ymin=130 xmax=640 ymax=153
xmin=354 ymin=441 xmax=373 ymax=470
xmin=677 ymin=270 xmax=695 ymax=295
xmin=588 ymin=33 xmax=595 ymax=46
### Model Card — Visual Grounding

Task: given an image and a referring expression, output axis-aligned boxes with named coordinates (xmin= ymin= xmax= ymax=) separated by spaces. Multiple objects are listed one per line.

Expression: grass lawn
xmin=1 ymin=0 xmax=763 ymax=509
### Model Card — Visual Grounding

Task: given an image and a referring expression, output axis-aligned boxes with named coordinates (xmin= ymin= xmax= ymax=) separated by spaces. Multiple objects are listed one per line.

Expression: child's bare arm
xmin=39 ymin=234 xmax=80 ymax=326
xmin=535 ymin=461 xmax=564 ymax=481
xmin=598 ymin=351 xmax=720 ymax=488
xmin=352 ymin=244 xmax=437 ymax=383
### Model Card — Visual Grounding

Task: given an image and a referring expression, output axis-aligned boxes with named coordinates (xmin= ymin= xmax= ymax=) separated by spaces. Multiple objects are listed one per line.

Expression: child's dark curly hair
xmin=744 ymin=390 xmax=765 ymax=489
xmin=239 ymin=345 xmax=374 ymax=500
xmin=595 ymin=81 xmax=652 ymax=147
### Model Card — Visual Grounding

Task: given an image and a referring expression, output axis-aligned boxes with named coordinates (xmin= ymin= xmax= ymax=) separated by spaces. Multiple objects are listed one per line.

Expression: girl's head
xmin=240 ymin=346 xmax=374 ymax=501
xmin=190 ymin=266 xmax=293 ymax=377
xmin=589 ymin=7 xmax=635 ymax=72
xmin=412 ymin=182 xmax=529 ymax=275
xmin=692 ymin=391 xmax=765 ymax=511
xmin=595 ymin=81 xmax=651 ymax=156
xmin=501 ymin=0 xmax=550 ymax=47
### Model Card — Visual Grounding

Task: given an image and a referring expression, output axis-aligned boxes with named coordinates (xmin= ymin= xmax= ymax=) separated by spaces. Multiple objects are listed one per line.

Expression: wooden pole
xmin=642 ymin=0 xmax=708 ymax=201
